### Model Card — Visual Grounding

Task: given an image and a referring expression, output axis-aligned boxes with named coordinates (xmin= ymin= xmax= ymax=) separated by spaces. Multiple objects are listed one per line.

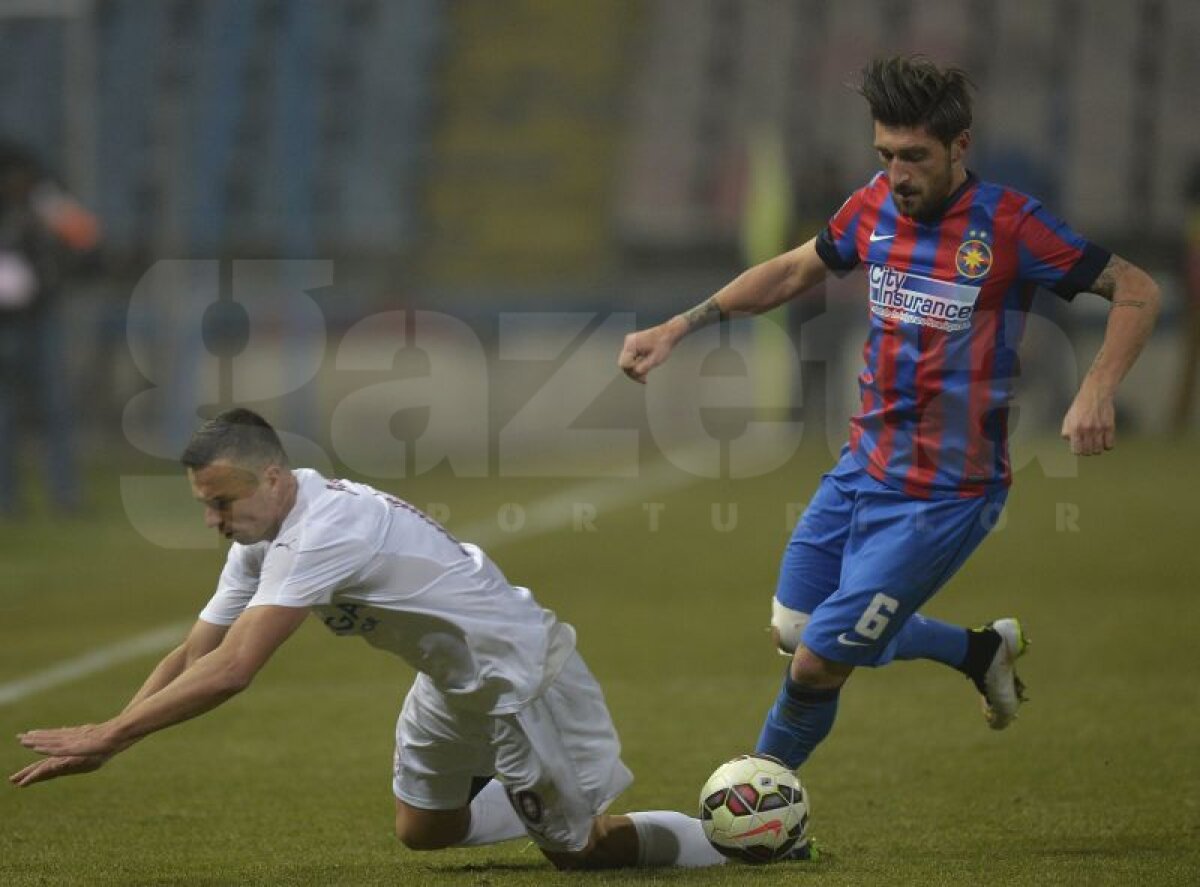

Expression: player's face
xmin=873 ymin=123 xmax=968 ymax=221
xmin=188 ymin=461 xmax=293 ymax=544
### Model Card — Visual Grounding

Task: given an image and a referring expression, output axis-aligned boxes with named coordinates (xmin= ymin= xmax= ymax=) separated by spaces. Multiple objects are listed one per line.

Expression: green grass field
xmin=2 ymin=440 xmax=1198 ymax=885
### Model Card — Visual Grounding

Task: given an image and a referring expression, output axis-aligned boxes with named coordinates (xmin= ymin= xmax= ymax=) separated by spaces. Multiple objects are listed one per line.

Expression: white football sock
xmin=628 ymin=811 xmax=727 ymax=868
xmin=458 ymin=780 xmax=527 ymax=846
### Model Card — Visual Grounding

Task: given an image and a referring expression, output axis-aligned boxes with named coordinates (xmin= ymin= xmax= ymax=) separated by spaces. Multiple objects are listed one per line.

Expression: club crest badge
xmin=955 ymin=234 xmax=993 ymax=279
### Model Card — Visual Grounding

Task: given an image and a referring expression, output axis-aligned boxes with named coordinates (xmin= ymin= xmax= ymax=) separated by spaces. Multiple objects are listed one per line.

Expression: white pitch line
xmin=454 ymin=457 xmax=702 ymax=548
xmin=0 ymin=457 xmax=702 ymax=708
xmin=0 ymin=623 xmax=190 ymax=707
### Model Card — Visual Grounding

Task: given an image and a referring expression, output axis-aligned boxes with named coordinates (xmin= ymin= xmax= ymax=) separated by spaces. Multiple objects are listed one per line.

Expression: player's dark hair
xmin=180 ymin=408 xmax=289 ymax=470
xmin=857 ymin=55 xmax=974 ymax=144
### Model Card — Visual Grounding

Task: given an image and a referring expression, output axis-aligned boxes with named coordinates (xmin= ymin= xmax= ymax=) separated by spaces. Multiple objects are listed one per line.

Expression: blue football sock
xmin=890 ymin=614 xmax=968 ymax=668
xmin=755 ymin=672 xmax=840 ymax=770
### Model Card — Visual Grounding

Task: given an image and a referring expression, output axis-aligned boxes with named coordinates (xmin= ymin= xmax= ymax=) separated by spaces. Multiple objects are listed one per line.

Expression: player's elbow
xmin=1138 ymin=277 xmax=1163 ymax=334
xmin=1125 ymin=265 xmax=1162 ymax=316
xmin=1144 ymin=276 xmax=1162 ymax=317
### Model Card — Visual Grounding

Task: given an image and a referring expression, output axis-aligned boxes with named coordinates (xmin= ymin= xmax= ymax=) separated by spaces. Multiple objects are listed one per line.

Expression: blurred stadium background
xmin=2 ymin=2 xmax=1199 ymax=884
xmin=0 ymin=0 xmax=1196 ymax=478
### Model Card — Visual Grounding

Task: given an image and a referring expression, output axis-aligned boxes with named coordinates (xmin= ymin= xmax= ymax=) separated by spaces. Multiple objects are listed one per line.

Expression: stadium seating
xmin=614 ymin=0 xmax=1198 ymax=251
xmin=3 ymin=0 xmax=443 ymax=261
xmin=0 ymin=0 xmax=1195 ymax=268
xmin=420 ymin=0 xmax=640 ymax=285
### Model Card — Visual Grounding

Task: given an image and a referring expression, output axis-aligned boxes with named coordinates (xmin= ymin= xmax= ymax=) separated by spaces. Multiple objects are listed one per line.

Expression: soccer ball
xmin=698 ymin=754 xmax=810 ymax=863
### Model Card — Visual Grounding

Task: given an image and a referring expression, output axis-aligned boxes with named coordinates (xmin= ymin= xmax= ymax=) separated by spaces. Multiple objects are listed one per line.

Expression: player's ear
xmin=950 ymin=130 xmax=971 ymax=163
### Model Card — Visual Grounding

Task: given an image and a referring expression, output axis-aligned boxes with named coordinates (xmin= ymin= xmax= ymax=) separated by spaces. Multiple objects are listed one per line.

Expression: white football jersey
xmin=199 ymin=470 xmax=575 ymax=714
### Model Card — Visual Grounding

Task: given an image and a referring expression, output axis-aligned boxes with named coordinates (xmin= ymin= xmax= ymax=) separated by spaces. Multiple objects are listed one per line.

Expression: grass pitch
xmin=2 ymin=440 xmax=1198 ymax=885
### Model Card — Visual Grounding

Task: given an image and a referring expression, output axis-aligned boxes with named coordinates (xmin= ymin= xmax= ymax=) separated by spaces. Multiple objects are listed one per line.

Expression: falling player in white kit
xmin=11 ymin=409 xmax=734 ymax=870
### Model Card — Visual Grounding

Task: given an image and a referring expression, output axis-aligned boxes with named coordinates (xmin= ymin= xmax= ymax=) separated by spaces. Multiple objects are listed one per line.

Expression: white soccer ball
xmin=698 ymin=753 xmax=810 ymax=863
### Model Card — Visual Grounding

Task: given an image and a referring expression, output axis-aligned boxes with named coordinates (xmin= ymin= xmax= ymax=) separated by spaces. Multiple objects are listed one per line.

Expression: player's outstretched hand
xmin=9 ymin=753 xmax=109 ymax=788
xmin=1061 ymin=385 xmax=1116 ymax=456
xmin=17 ymin=723 xmax=127 ymax=758
xmin=618 ymin=321 xmax=682 ymax=384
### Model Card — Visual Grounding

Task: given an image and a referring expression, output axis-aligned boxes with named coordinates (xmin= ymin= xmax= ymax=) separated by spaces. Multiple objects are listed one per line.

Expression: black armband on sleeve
xmin=1053 ymin=242 xmax=1111 ymax=301
xmin=815 ymin=226 xmax=858 ymax=273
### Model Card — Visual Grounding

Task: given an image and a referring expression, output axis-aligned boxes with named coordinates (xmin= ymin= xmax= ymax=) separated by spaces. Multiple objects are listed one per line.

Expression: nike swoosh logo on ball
xmin=731 ymin=819 xmax=783 ymax=839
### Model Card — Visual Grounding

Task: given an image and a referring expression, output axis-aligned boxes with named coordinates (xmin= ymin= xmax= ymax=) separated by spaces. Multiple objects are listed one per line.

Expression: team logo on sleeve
xmin=955 ymin=231 xmax=993 ymax=278
xmin=868 ymin=265 xmax=981 ymax=332
xmin=508 ymin=789 xmax=545 ymax=824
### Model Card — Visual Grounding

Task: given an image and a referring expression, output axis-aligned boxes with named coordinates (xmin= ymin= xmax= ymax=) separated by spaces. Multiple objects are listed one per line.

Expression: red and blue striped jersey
xmin=815 ymin=171 xmax=1109 ymax=498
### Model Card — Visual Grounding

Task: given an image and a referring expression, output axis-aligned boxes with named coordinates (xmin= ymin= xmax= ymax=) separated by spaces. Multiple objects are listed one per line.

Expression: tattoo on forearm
xmin=681 ymin=296 xmax=725 ymax=331
xmin=1089 ymin=254 xmax=1131 ymax=300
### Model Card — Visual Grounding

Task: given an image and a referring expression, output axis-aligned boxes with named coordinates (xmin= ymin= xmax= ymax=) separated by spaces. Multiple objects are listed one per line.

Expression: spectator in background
xmin=0 ymin=139 xmax=100 ymax=518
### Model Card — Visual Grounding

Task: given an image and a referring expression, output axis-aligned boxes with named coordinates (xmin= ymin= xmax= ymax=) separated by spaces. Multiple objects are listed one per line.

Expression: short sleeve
xmin=246 ymin=534 xmax=371 ymax=610
xmin=815 ymin=181 xmax=872 ymax=273
xmin=1015 ymin=200 xmax=1110 ymax=300
xmin=199 ymin=543 xmax=266 ymax=626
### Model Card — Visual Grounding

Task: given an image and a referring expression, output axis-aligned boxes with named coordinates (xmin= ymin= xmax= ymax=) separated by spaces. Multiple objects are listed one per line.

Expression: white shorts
xmin=392 ymin=651 xmax=634 ymax=852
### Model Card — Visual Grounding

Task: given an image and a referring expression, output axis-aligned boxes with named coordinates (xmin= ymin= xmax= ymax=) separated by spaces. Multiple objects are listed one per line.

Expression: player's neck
xmin=919 ymin=166 xmax=971 ymax=223
xmin=948 ymin=164 xmax=968 ymax=193
xmin=266 ymin=473 xmax=299 ymax=541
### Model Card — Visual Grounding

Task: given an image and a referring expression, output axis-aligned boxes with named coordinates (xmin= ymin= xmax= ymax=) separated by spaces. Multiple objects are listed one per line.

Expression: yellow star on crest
xmin=962 ymin=245 xmax=987 ymax=272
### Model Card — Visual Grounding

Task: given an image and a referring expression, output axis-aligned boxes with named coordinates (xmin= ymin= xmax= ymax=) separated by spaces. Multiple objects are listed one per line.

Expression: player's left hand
xmin=1061 ymin=385 xmax=1116 ymax=456
xmin=17 ymin=723 xmax=128 ymax=758
xmin=9 ymin=753 xmax=110 ymax=787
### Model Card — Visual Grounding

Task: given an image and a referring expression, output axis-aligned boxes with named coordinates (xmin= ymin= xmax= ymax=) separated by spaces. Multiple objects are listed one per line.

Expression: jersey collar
xmin=928 ymin=170 xmax=977 ymax=222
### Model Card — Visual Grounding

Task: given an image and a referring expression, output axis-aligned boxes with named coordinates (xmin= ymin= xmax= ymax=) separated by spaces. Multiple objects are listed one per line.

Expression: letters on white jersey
xmin=200 ymin=470 xmax=573 ymax=714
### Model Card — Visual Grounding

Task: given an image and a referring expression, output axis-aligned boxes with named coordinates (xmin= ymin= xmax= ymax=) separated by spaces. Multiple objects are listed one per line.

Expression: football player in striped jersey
xmin=619 ymin=55 xmax=1159 ymax=770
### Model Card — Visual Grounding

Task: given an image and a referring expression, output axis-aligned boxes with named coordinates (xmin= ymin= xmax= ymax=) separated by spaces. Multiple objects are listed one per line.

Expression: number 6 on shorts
xmin=854 ymin=593 xmax=899 ymax=640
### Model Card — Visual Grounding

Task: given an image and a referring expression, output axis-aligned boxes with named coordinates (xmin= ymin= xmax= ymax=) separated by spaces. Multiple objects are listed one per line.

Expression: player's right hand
xmin=9 ymin=753 xmax=109 ymax=788
xmin=618 ymin=322 xmax=680 ymax=384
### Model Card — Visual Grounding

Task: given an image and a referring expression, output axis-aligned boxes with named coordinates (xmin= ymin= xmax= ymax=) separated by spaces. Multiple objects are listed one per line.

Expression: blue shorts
xmin=776 ymin=447 xmax=1007 ymax=666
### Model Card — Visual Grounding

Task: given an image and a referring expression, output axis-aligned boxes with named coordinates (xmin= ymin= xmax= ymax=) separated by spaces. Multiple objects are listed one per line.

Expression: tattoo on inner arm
xmin=1089 ymin=254 xmax=1131 ymax=301
xmin=682 ymin=296 xmax=725 ymax=330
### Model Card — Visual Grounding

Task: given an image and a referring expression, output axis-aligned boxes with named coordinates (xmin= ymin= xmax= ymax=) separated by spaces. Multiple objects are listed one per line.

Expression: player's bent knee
xmin=395 ymin=829 xmax=450 ymax=852
xmin=790 ymin=644 xmax=853 ymax=689
xmin=771 ymin=599 xmax=810 ymax=655
xmin=394 ymin=803 xmax=467 ymax=852
xmin=393 ymin=816 xmax=446 ymax=851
